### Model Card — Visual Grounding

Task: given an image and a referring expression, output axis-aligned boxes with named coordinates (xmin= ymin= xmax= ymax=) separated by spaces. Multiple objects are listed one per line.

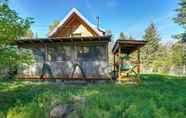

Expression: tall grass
xmin=0 ymin=74 xmax=186 ymax=118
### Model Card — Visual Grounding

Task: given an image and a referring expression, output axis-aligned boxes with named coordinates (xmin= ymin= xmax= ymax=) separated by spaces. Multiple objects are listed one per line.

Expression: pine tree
xmin=174 ymin=0 xmax=186 ymax=75
xmin=141 ymin=23 xmax=161 ymax=72
xmin=48 ymin=20 xmax=60 ymax=35
xmin=174 ymin=0 xmax=186 ymax=29
xmin=120 ymin=32 xmax=127 ymax=40
xmin=174 ymin=0 xmax=186 ymax=42
xmin=24 ymin=29 xmax=34 ymax=38
xmin=128 ymin=35 xmax=135 ymax=40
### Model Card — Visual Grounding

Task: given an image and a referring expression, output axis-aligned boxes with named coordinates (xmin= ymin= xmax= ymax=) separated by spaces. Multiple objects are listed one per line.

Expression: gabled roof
xmin=48 ymin=8 xmax=105 ymax=37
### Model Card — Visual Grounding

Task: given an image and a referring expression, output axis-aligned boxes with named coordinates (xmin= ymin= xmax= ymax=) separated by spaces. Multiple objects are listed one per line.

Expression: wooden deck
xmin=16 ymin=76 xmax=112 ymax=81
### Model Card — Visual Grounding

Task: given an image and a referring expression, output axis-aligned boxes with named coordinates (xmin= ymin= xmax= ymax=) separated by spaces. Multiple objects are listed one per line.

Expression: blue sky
xmin=9 ymin=0 xmax=183 ymax=42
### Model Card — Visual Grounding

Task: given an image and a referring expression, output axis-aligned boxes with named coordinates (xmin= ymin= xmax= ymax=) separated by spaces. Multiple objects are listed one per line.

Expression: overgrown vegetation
xmin=139 ymin=21 xmax=184 ymax=75
xmin=0 ymin=1 xmax=185 ymax=117
xmin=0 ymin=75 xmax=185 ymax=118
xmin=115 ymin=0 xmax=186 ymax=75
xmin=0 ymin=1 xmax=34 ymax=78
xmin=118 ymin=23 xmax=184 ymax=75
xmin=174 ymin=0 xmax=186 ymax=41
xmin=48 ymin=20 xmax=60 ymax=35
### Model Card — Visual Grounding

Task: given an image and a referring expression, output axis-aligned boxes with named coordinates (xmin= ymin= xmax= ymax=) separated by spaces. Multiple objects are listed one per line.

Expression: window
xmin=72 ymin=33 xmax=81 ymax=37
xmin=79 ymin=47 xmax=89 ymax=54
xmin=48 ymin=46 xmax=73 ymax=62
xmin=77 ymin=45 xmax=106 ymax=61
xmin=31 ymin=48 xmax=45 ymax=62
xmin=48 ymin=47 xmax=65 ymax=62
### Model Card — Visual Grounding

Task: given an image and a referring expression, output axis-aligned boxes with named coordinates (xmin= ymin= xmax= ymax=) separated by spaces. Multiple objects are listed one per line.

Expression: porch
xmin=15 ymin=36 xmax=111 ymax=80
xmin=112 ymin=39 xmax=147 ymax=82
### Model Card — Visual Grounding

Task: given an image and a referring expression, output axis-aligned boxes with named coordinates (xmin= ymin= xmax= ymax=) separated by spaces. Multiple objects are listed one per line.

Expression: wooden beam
xmin=16 ymin=77 xmax=111 ymax=81
xmin=106 ymin=43 xmax=109 ymax=63
xmin=137 ymin=49 xmax=140 ymax=80
xmin=118 ymin=46 xmax=121 ymax=81
xmin=113 ymin=54 xmax=116 ymax=79
xmin=44 ymin=44 xmax=48 ymax=61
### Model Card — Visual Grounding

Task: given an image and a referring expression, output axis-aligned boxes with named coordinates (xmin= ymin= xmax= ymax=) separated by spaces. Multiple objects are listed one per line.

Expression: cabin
xmin=15 ymin=8 xmax=111 ymax=80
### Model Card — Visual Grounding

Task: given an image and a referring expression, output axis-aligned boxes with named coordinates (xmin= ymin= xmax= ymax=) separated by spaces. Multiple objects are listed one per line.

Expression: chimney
xmin=96 ymin=16 xmax=100 ymax=29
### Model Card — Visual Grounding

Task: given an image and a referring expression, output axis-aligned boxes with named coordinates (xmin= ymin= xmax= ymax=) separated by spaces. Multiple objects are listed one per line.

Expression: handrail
xmin=113 ymin=61 xmax=140 ymax=66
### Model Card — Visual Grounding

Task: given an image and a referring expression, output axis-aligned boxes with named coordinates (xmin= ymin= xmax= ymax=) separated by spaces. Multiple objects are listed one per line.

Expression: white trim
xmin=48 ymin=8 xmax=104 ymax=37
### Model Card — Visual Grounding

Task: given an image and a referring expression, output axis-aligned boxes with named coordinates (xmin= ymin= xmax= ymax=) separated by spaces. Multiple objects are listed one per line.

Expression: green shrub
xmin=7 ymin=102 xmax=46 ymax=118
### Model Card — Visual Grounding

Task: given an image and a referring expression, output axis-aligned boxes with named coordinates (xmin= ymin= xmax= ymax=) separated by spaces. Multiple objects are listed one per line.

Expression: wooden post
xmin=118 ymin=47 xmax=121 ymax=81
xmin=44 ymin=44 xmax=48 ymax=61
xmin=113 ymin=54 xmax=116 ymax=79
xmin=137 ymin=49 xmax=140 ymax=80
xmin=43 ymin=44 xmax=48 ymax=80
xmin=106 ymin=43 xmax=109 ymax=63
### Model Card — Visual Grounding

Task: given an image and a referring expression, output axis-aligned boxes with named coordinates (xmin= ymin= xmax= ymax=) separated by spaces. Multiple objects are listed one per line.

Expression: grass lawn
xmin=0 ymin=74 xmax=186 ymax=118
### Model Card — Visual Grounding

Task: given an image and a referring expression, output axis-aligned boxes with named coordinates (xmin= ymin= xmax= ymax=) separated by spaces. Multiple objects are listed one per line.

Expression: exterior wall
xmin=51 ymin=14 xmax=98 ymax=37
xmin=72 ymin=24 xmax=93 ymax=37
xmin=17 ymin=42 xmax=111 ymax=79
xmin=17 ymin=45 xmax=45 ymax=78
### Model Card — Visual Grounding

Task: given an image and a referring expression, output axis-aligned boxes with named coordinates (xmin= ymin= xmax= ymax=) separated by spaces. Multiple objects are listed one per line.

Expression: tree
xmin=171 ymin=41 xmax=183 ymax=67
xmin=128 ymin=35 xmax=135 ymax=40
xmin=24 ymin=29 xmax=34 ymax=38
xmin=119 ymin=33 xmax=135 ymax=40
xmin=174 ymin=0 xmax=186 ymax=75
xmin=48 ymin=20 xmax=60 ymax=35
xmin=120 ymin=32 xmax=127 ymax=40
xmin=106 ymin=30 xmax=114 ymax=64
xmin=0 ymin=2 xmax=34 ymax=78
xmin=105 ymin=29 xmax=112 ymax=36
xmin=141 ymin=23 xmax=161 ymax=72
xmin=0 ymin=3 xmax=33 ymax=46
xmin=152 ymin=44 xmax=172 ymax=73
xmin=174 ymin=0 xmax=186 ymax=30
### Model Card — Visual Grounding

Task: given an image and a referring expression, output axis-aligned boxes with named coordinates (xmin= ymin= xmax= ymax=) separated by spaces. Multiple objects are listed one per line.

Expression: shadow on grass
xmin=75 ymin=74 xmax=186 ymax=117
xmin=0 ymin=81 xmax=49 ymax=114
xmin=0 ymin=74 xmax=185 ymax=118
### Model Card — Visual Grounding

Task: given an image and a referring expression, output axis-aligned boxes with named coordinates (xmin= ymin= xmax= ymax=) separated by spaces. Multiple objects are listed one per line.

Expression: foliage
xmin=141 ymin=23 xmax=161 ymax=72
xmin=173 ymin=0 xmax=186 ymax=74
xmin=174 ymin=0 xmax=186 ymax=29
xmin=152 ymin=44 xmax=172 ymax=73
xmin=24 ymin=29 xmax=34 ymax=38
xmin=173 ymin=0 xmax=186 ymax=42
xmin=0 ymin=47 xmax=35 ymax=69
xmin=128 ymin=35 xmax=135 ymax=40
xmin=0 ymin=3 xmax=33 ymax=46
xmin=171 ymin=41 xmax=184 ymax=67
xmin=119 ymin=32 xmax=135 ymax=40
xmin=0 ymin=2 xmax=34 ymax=76
xmin=119 ymin=32 xmax=127 ymax=40
xmin=48 ymin=20 xmax=60 ymax=35
xmin=0 ymin=74 xmax=185 ymax=118
xmin=105 ymin=29 xmax=112 ymax=36
xmin=139 ymin=1 xmax=186 ymax=74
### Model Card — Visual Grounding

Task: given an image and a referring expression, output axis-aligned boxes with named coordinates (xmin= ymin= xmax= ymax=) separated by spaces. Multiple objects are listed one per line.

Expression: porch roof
xmin=112 ymin=39 xmax=147 ymax=54
xmin=14 ymin=35 xmax=111 ymax=45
